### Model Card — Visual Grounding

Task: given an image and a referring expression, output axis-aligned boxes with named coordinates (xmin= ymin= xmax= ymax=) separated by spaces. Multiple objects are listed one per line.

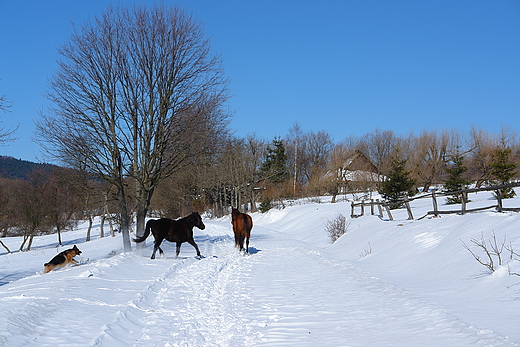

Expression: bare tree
xmin=36 ymin=4 xmax=230 ymax=251
xmin=0 ymin=87 xmax=17 ymax=145
xmin=409 ymin=130 xmax=449 ymax=192
xmin=285 ymin=123 xmax=306 ymax=194
xmin=12 ymin=171 xmax=54 ymax=252
xmin=361 ymin=129 xmax=397 ymax=177
xmin=305 ymin=130 xmax=334 ymax=182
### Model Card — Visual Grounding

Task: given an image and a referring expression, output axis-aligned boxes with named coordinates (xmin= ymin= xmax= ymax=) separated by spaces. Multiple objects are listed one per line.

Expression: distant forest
xmin=0 ymin=156 xmax=55 ymax=179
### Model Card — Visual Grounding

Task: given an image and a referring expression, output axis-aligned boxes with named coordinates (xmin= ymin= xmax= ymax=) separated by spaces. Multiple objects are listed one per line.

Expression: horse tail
xmin=133 ymin=220 xmax=152 ymax=243
xmin=243 ymin=214 xmax=253 ymax=233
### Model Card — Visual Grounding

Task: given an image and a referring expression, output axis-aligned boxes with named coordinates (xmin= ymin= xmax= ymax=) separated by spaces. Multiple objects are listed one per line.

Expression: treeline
xmin=211 ymin=124 xmax=520 ymax=210
xmin=0 ymin=125 xmax=518 ymax=251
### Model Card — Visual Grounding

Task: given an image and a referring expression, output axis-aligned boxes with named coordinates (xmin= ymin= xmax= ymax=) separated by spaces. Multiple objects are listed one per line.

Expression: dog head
xmin=72 ymin=245 xmax=82 ymax=255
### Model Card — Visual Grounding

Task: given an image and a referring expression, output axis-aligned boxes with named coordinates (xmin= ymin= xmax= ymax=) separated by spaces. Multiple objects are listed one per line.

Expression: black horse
xmin=133 ymin=212 xmax=205 ymax=259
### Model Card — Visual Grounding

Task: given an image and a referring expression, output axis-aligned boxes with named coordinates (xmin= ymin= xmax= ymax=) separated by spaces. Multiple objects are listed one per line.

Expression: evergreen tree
xmin=378 ymin=156 xmax=415 ymax=209
xmin=444 ymin=153 xmax=471 ymax=204
xmin=260 ymin=137 xmax=289 ymax=183
xmin=491 ymin=147 xmax=517 ymax=198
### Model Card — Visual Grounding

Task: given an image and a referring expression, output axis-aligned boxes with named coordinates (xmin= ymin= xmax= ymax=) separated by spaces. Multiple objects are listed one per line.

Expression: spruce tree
xmin=491 ymin=147 xmax=517 ymax=198
xmin=444 ymin=153 xmax=471 ymax=204
xmin=260 ymin=137 xmax=289 ymax=183
xmin=378 ymin=156 xmax=415 ymax=209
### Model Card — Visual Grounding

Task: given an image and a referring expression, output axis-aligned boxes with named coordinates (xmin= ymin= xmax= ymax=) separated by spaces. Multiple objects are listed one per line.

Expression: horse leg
xmin=234 ymin=232 xmax=240 ymax=249
xmin=187 ymin=238 xmax=202 ymax=259
xmin=151 ymin=238 xmax=164 ymax=259
xmin=176 ymin=242 xmax=182 ymax=258
xmin=238 ymin=236 xmax=245 ymax=252
xmin=245 ymin=235 xmax=250 ymax=254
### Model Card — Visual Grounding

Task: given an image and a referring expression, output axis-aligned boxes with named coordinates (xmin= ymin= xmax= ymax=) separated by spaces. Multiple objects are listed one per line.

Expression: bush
xmin=325 ymin=214 xmax=347 ymax=243
xmin=259 ymin=198 xmax=272 ymax=213
xmin=461 ymin=231 xmax=520 ymax=276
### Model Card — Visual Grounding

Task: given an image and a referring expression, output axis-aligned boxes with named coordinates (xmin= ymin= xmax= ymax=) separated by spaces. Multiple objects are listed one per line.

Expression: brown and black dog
xmin=43 ymin=245 xmax=82 ymax=273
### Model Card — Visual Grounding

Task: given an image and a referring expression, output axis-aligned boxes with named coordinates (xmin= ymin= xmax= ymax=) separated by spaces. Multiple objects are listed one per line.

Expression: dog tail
xmin=133 ymin=220 xmax=152 ymax=243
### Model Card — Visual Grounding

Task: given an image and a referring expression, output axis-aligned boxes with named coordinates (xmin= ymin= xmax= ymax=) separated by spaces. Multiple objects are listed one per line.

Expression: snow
xmin=1 ymin=191 xmax=520 ymax=346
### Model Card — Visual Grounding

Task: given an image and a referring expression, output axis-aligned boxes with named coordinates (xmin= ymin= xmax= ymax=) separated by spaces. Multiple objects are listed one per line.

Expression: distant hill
xmin=0 ymin=156 xmax=57 ymax=179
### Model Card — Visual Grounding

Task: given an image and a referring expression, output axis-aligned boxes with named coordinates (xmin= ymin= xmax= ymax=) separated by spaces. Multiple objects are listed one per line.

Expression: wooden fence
xmin=351 ymin=181 xmax=520 ymax=220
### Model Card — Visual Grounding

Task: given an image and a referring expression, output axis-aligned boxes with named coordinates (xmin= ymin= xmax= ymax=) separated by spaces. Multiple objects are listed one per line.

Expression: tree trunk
xmin=26 ymin=234 xmax=35 ymax=252
xmin=57 ymin=228 xmax=62 ymax=246
xmin=100 ymin=214 xmax=105 ymax=238
xmin=109 ymin=216 xmax=115 ymax=237
xmin=118 ymin=186 xmax=132 ymax=252
xmin=0 ymin=240 xmax=11 ymax=253
xmin=135 ymin=186 xmax=154 ymax=249
xmin=19 ymin=234 xmax=28 ymax=252
xmin=86 ymin=216 xmax=93 ymax=242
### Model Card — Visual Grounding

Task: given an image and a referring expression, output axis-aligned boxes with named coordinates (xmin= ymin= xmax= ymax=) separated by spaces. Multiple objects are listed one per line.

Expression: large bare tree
xmin=36 ymin=4 xmax=230 ymax=251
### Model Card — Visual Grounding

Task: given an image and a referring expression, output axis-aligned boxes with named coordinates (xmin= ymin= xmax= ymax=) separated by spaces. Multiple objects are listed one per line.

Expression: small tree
xmin=491 ymin=146 xmax=517 ymax=199
xmin=444 ymin=153 xmax=471 ymax=204
xmin=378 ymin=156 xmax=415 ymax=209
xmin=260 ymin=137 xmax=289 ymax=183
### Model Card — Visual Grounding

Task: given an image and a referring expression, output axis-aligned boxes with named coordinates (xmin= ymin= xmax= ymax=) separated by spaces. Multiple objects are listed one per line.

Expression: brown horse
xmin=231 ymin=208 xmax=253 ymax=254
xmin=133 ymin=212 xmax=205 ymax=259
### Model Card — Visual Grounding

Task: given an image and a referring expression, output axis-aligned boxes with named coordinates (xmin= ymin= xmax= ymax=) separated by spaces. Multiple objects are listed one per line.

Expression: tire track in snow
xmin=93 ymin=226 xmax=259 ymax=346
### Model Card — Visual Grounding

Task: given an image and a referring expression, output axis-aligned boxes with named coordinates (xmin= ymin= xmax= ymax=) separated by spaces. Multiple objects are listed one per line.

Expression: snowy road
xmin=1 ymin=203 xmax=519 ymax=346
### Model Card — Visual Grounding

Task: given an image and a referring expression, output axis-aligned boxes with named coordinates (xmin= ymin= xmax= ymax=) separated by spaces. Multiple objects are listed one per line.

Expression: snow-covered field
xmin=1 ymin=191 xmax=520 ymax=346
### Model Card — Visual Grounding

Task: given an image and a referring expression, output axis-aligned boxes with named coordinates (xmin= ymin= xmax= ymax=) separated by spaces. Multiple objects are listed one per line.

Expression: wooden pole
xmin=383 ymin=202 xmax=394 ymax=220
xmin=404 ymin=196 xmax=414 ymax=220
xmin=461 ymin=192 xmax=467 ymax=214
xmin=496 ymin=189 xmax=503 ymax=212
xmin=431 ymin=189 xmax=439 ymax=217
xmin=377 ymin=199 xmax=383 ymax=218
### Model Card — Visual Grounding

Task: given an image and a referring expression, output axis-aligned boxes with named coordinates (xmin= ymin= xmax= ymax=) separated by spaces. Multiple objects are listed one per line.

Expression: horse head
xmin=192 ymin=211 xmax=206 ymax=230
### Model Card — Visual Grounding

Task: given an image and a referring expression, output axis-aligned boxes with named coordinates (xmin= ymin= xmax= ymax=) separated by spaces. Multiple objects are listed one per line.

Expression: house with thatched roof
xmin=322 ymin=150 xmax=384 ymax=193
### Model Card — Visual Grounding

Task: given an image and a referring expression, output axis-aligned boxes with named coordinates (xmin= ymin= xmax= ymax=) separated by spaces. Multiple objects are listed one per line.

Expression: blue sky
xmin=0 ymin=1 xmax=519 ymax=162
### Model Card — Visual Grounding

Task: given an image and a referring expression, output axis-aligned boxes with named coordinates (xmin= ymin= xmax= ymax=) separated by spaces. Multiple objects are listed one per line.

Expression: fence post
xmin=351 ymin=202 xmax=355 ymax=218
xmin=360 ymin=201 xmax=365 ymax=216
xmin=496 ymin=189 xmax=503 ymax=212
xmin=383 ymin=202 xmax=394 ymax=220
xmin=431 ymin=189 xmax=439 ymax=217
xmin=461 ymin=192 xmax=467 ymax=214
xmin=377 ymin=199 xmax=384 ymax=218
xmin=370 ymin=199 xmax=375 ymax=215
xmin=404 ymin=196 xmax=414 ymax=220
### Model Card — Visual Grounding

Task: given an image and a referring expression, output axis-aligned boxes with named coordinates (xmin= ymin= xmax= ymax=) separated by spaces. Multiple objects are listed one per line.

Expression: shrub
xmin=325 ymin=214 xmax=347 ymax=243
xmin=259 ymin=197 xmax=272 ymax=213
